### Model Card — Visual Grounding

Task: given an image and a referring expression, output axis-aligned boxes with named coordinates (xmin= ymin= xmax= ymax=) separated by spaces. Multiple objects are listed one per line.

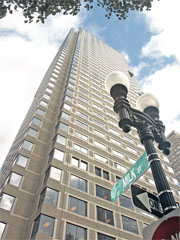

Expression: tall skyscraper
xmin=167 ymin=130 xmax=180 ymax=184
xmin=0 ymin=28 xmax=180 ymax=240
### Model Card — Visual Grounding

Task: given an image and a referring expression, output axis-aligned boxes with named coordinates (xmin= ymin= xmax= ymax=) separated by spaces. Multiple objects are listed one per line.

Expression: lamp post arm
xmin=113 ymin=98 xmax=177 ymax=215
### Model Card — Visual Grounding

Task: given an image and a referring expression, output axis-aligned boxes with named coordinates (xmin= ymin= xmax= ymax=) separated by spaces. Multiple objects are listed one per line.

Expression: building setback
xmin=167 ymin=130 xmax=180 ymax=184
xmin=0 ymin=28 xmax=180 ymax=240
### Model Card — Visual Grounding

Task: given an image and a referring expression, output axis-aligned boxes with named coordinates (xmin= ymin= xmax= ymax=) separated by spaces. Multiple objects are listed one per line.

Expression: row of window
xmin=30 ymin=213 xmax=139 ymax=239
xmin=60 ymin=102 xmax=143 ymax=149
xmin=12 ymin=152 xmax=180 ymax=197
xmin=0 ymin=186 xmax=138 ymax=237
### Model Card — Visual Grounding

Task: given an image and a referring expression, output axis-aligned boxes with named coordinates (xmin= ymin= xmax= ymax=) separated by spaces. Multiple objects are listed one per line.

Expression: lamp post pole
xmin=106 ymin=71 xmax=177 ymax=215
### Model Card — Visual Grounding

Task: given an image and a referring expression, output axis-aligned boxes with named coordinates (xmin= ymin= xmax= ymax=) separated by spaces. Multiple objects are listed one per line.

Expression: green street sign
xmin=111 ymin=152 xmax=149 ymax=202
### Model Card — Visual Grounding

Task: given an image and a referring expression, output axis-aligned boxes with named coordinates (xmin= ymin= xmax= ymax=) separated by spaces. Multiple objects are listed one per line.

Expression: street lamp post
xmin=105 ymin=71 xmax=177 ymax=215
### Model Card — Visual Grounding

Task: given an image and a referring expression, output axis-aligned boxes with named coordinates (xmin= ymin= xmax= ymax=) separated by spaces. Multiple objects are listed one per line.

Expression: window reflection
xmin=0 ymin=222 xmax=6 ymax=239
xmin=122 ymin=215 xmax=139 ymax=234
xmin=38 ymin=188 xmax=58 ymax=207
xmin=68 ymin=196 xmax=87 ymax=216
xmin=44 ymin=166 xmax=61 ymax=182
xmin=31 ymin=214 xmax=55 ymax=237
xmin=119 ymin=195 xmax=134 ymax=211
xmin=66 ymin=223 xmax=87 ymax=240
xmin=96 ymin=185 xmax=111 ymax=201
xmin=97 ymin=206 xmax=114 ymax=225
xmin=70 ymin=175 xmax=87 ymax=192
xmin=15 ymin=155 xmax=28 ymax=167
xmin=8 ymin=172 xmax=22 ymax=187
xmin=0 ymin=193 xmax=15 ymax=211
xmin=97 ymin=233 xmax=115 ymax=240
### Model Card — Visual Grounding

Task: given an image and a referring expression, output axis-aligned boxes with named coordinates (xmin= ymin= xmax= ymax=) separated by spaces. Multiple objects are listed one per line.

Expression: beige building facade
xmin=0 ymin=28 xmax=180 ymax=240
xmin=167 ymin=130 xmax=180 ymax=184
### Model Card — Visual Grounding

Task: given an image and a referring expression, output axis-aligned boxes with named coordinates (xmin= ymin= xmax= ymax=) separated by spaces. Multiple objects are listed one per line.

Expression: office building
xmin=0 ymin=28 xmax=180 ymax=240
xmin=167 ymin=130 xmax=180 ymax=184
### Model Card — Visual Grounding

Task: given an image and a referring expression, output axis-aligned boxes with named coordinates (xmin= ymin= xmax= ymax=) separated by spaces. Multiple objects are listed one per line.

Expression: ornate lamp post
xmin=105 ymin=71 xmax=177 ymax=215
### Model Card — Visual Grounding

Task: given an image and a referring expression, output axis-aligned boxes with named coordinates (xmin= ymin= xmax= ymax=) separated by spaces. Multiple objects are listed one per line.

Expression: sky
xmin=0 ymin=0 xmax=180 ymax=168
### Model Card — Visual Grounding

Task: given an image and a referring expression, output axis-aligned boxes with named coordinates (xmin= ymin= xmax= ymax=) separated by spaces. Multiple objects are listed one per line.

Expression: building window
xmin=44 ymin=166 xmax=61 ymax=182
xmin=31 ymin=214 xmax=55 ymax=237
xmin=78 ymin=95 xmax=88 ymax=103
xmin=107 ymin=119 xmax=117 ymax=127
xmin=109 ymin=128 xmax=119 ymax=136
xmin=7 ymin=172 xmax=22 ymax=187
xmin=0 ymin=193 xmax=15 ymax=211
xmin=70 ymin=175 xmax=87 ymax=192
xmin=167 ymin=166 xmax=174 ymax=173
xmin=74 ymin=144 xmax=88 ymax=154
xmin=77 ymin=102 xmax=88 ymax=111
xmin=66 ymin=89 xmax=73 ymax=95
xmin=38 ymin=188 xmax=58 ymax=207
xmin=93 ymin=111 xmax=103 ymax=118
xmin=68 ymin=196 xmax=87 ymax=216
xmin=96 ymin=185 xmax=111 ymax=201
xmin=75 ymin=131 xmax=88 ymax=141
xmin=148 ymin=178 xmax=155 ymax=185
xmin=63 ymin=103 xmax=71 ymax=111
xmin=72 ymin=157 xmax=88 ymax=171
xmin=93 ymin=119 xmax=104 ymax=128
xmin=65 ymin=96 xmax=72 ymax=103
xmin=15 ymin=154 xmax=28 ymax=167
xmin=94 ymin=153 xmax=108 ymax=164
xmin=76 ymin=120 xmax=88 ymax=130
xmin=59 ymin=122 xmax=68 ymax=132
xmin=46 ymin=88 xmax=53 ymax=94
xmin=129 ymin=157 xmax=136 ymax=164
xmin=112 ymin=149 xmax=124 ymax=159
xmin=122 ymin=216 xmax=139 ymax=234
xmin=95 ymin=167 xmax=101 ymax=177
xmin=124 ymin=136 xmax=133 ymax=143
xmin=49 ymin=149 xmax=64 ymax=162
xmin=61 ymin=112 xmax=70 ymax=121
xmin=110 ymin=138 xmax=121 ymax=146
xmin=67 ymin=83 xmax=75 ymax=89
xmin=48 ymin=82 xmax=54 ymax=88
xmin=66 ymin=223 xmax=87 ymax=240
xmin=55 ymin=134 xmax=66 ymax=145
xmin=43 ymin=94 xmax=50 ymax=100
xmin=36 ymin=108 xmax=45 ymax=116
xmin=126 ymin=146 xmax=137 ymax=154
xmin=103 ymin=170 xmax=109 ymax=180
xmin=0 ymin=222 xmax=6 ymax=239
xmin=27 ymin=128 xmax=38 ymax=138
xmin=119 ymin=195 xmax=134 ymax=210
xmin=172 ymin=178 xmax=179 ymax=186
xmin=94 ymin=141 xmax=107 ymax=150
xmin=114 ymin=162 xmax=126 ymax=172
xmin=22 ymin=140 xmax=33 ymax=151
xmin=116 ymin=176 xmax=121 ymax=183
xmin=32 ymin=117 xmax=41 ymax=126
xmin=40 ymin=100 xmax=48 ymax=108
xmin=97 ymin=206 xmax=114 ymax=225
xmin=92 ymin=104 xmax=102 ymax=111
xmin=79 ymin=89 xmax=88 ymax=96
xmin=77 ymin=111 xmax=88 ymax=120
xmin=94 ymin=129 xmax=105 ymax=138
xmin=97 ymin=233 xmax=115 ymax=240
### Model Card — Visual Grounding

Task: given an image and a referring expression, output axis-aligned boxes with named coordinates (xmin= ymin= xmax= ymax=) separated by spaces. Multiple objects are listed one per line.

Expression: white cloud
xmin=132 ymin=61 xmax=147 ymax=78
xmin=142 ymin=64 xmax=180 ymax=134
xmin=85 ymin=23 xmax=106 ymax=41
xmin=121 ymin=50 xmax=130 ymax=63
xmin=0 ymin=12 xmax=85 ymax=168
xmin=138 ymin=0 xmax=180 ymax=135
xmin=141 ymin=0 xmax=180 ymax=60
